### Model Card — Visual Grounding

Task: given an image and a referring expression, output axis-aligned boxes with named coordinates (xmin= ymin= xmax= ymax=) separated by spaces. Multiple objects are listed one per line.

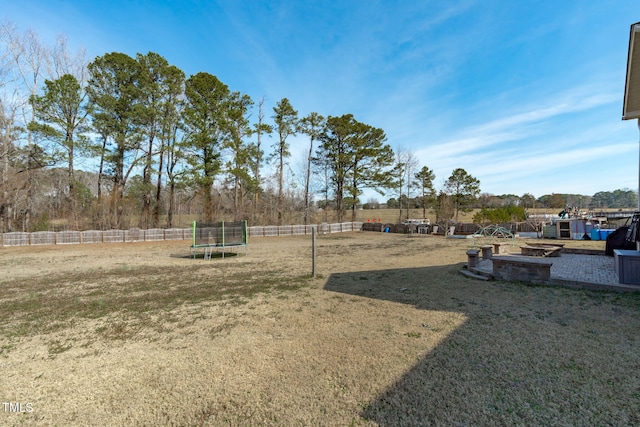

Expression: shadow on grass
xmin=324 ymin=263 xmax=640 ymax=426
xmin=169 ymin=252 xmax=241 ymax=259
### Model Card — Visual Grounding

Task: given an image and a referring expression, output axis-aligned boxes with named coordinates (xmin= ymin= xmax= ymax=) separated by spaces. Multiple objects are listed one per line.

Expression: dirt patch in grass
xmin=1 ymin=233 xmax=639 ymax=425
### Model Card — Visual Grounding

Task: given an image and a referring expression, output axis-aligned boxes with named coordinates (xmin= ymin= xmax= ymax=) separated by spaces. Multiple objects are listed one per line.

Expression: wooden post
xmin=312 ymin=226 xmax=317 ymax=278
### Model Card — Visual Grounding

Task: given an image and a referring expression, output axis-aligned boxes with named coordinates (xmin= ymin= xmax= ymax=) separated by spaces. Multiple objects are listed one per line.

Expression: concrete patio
xmin=468 ymin=250 xmax=640 ymax=292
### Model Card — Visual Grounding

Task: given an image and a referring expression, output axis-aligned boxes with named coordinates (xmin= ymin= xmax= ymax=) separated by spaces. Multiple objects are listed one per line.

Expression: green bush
xmin=473 ymin=205 xmax=526 ymax=224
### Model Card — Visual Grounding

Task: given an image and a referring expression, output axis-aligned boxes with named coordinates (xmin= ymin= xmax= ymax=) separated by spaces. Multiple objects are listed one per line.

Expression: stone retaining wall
xmin=491 ymin=255 xmax=554 ymax=284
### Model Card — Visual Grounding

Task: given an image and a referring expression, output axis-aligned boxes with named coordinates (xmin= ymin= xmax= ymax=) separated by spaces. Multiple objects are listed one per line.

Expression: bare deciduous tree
xmin=250 ymin=97 xmax=271 ymax=224
xmin=299 ymin=112 xmax=324 ymax=225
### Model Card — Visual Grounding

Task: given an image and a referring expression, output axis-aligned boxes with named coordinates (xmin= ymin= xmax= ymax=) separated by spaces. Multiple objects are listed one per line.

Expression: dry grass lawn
xmin=1 ymin=232 xmax=639 ymax=426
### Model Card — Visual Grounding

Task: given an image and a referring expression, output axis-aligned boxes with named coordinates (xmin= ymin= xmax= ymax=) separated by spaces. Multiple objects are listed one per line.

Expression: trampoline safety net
xmin=192 ymin=221 xmax=248 ymax=247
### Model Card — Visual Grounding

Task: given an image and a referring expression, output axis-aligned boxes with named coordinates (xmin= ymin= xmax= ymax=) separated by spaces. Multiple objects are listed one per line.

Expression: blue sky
xmin=3 ymin=1 xmax=639 ymax=200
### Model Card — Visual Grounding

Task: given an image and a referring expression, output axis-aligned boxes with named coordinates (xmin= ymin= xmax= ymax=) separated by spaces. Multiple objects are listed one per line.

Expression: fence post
xmin=312 ymin=226 xmax=316 ymax=278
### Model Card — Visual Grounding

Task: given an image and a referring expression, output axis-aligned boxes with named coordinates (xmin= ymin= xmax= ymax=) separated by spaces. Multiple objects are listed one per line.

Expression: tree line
xmin=381 ymin=189 xmax=638 ymax=216
xmin=1 ymin=23 xmax=488 ymax=232
xmin=7 ymin=23 xmax=629 ymax=234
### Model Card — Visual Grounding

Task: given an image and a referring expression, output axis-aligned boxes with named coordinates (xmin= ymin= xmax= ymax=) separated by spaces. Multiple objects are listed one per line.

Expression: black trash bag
xmin=605 ymin=226 xmax=636 ymax=256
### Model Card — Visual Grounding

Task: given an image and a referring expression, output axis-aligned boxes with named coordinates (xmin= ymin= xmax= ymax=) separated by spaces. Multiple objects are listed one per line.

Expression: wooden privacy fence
xmin=0 ymin=222 xmax=364 ymax=247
